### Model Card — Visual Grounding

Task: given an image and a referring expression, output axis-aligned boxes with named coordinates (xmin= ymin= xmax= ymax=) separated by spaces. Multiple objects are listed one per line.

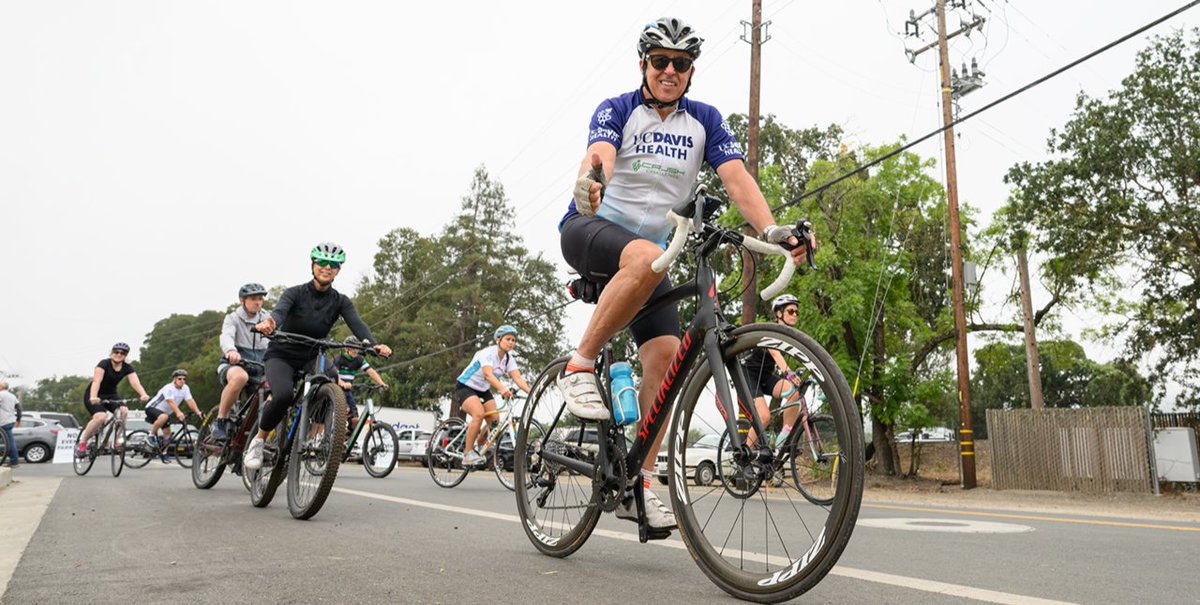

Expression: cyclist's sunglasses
xmin=315 ymin=259 xmax=342 ymax=269
xmin=111 ymin=350 xmax=128 ymax=355
xmin=646 ymin=54 xmax=694 ymax=72
xmin=784 ymin=308 xmax=799 ymax=317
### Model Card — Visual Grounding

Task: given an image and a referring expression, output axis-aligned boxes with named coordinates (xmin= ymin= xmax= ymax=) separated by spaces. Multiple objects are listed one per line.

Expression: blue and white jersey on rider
xmin=559 ymin=89 xmax=745 ymax=247
xmin=456 ymin=345 xmax=520 ymax=392
xmin=147 ymin=383 xmax=192 ymax=412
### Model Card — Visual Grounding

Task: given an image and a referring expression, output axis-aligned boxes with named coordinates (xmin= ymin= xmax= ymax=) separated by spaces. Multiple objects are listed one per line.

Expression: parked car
xmin=655 ymin=433 xmax=722 ymax=486
xmin=894 ymin=427 xmax=954 ymax=443
xmin=11 ymin=418 xmax=62 ymax=463
xmin=22 ymin=411 xmax=80 ymax=429
xmin=396 ymin=429 xmax=432 ymax=462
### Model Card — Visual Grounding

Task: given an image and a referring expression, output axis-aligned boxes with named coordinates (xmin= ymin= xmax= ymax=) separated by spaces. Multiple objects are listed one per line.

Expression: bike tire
xmin=514 ymin=356 xmax=602 ymax=558
xmin=362 ymin=422 xmax=398 ymax=479
xmin=173 ymin=428 xmax=198 ymax=469
xmin=110 ymin=423 xmax=125 ymax=477
xmin=122 ymin=430 xmax=154 ymax=469
xmin=495 ymin=420 xmax=544 ymax=491
xmin=73 ymin=431 xmax=98 ymax=476
xmin=789 ymin=414 xmax=838 ymax=506
xmin=249 ymin=423 xmax=287 ymax=508
xmin=426 ymin=417 xmax=469 ymax=488
xmin=286 ymin=383 xmax=347 ymax=520
xmin=193 ymin=409 xmax=226 ymax=489
xmin=669 ymin=324 xmax=864 ymax=603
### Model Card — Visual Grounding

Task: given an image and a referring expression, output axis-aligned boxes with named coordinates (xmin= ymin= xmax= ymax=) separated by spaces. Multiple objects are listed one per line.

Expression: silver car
xmin=10 ymin=418 xmax=62 ymax=463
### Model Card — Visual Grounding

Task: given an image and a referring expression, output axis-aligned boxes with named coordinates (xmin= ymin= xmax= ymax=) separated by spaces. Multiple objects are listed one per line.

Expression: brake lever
xmin=778 ymin=219 xmax=816 ymax=269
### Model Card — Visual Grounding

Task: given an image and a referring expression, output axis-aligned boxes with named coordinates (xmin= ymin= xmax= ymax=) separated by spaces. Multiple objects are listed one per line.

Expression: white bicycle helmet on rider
xmin=771 ymin=294 xmax=799 ymax=314
xmin=638 ymin=18 xmax=704 ymax=107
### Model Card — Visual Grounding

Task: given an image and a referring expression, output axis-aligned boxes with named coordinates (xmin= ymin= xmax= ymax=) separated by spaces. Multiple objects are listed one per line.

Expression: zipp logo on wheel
xmin=756 ymin=529 xmax=826 ymax=587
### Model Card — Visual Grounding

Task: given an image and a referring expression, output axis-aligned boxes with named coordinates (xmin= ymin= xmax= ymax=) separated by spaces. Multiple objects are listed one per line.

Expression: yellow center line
xmin=862 ymin=502 xmax=1200 ymax=532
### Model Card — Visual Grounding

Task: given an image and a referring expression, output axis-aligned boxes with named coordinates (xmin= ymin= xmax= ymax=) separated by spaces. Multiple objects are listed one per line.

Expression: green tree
xmin=16 ymin=375 xmax=91 ymax=423
xmin=130 ymin=311 xmax=226 ymax=411
xmin=356 ymin=166 xmax=566 ymax=415
xmin=1004 ymin=29 xmax=1200 ymax=406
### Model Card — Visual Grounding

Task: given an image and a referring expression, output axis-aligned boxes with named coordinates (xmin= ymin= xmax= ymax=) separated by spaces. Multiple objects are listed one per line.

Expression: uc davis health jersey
xmin=560 ymin=90 xmax=745 ymax=247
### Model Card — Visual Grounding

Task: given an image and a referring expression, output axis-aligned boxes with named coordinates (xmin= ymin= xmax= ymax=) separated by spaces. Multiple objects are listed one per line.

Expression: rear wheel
xmin=249 ymin=422 xmax=287 ymax=508
xmin=669 ymin=324 xmax=863 ymax=602
xmin=514 ymin=357 xmax=602 ymax=558
xmin=287 ymin=383 xmax=347 ymax=520
xmin=362 ymin=422 xmax=398 ymax=478
xmin=426 ymin=418 xmax=469 ymax=488
xmin=496 ymin=420 xmax=544 ymax=491
xmin=73 ymin=431 xmax=98 ymax=476
xmin=122 ymin=430 xmax=154 ymax=469
xmin=193 ymin=410 xmax=227 ymax=489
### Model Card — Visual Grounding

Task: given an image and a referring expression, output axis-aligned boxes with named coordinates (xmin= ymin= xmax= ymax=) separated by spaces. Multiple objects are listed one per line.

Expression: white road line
xmin=332 ymin=486 xmax=1077 ymax=604
xmin=0 ymin=477 xmax=62 ymax=600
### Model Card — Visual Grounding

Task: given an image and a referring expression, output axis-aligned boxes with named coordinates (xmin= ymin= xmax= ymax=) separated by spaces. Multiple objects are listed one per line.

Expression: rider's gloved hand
xmin=573 ymin=153 xmax=606 ymax=216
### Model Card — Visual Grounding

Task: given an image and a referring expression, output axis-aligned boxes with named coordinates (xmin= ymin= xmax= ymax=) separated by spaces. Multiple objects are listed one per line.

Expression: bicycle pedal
xmin=644 ymin=527 xmax=673 ymax=541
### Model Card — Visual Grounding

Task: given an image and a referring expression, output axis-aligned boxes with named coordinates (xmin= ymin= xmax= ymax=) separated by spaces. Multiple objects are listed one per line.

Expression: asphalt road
xmin=2 ymin=461 xmax=1197 ymax=604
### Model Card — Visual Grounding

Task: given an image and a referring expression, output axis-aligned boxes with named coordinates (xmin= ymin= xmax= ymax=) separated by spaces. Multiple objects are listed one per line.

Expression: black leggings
xmin=259 ymin=356 xmax=314 ymax=432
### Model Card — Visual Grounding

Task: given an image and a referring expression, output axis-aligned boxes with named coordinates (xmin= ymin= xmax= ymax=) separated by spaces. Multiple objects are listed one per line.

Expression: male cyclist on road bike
xmin=740 ymin=295 xmax=806 ymax=449
xmin=331 ymin=336 xmax=389 ymax=431
xmin=243 ymin=243 xmax=392 ymax=470
xmin=144 ymin=369 xmax=203 ymax=454
xmin=455 ymin=325 xmax=532 ymax=468
xmin=212 ymin=283 xmax=271 ymax=440
xmin=77 ymin=342 xmax=150 ymax=458
xmin=555 ymin=17 xmax=810 ymax=531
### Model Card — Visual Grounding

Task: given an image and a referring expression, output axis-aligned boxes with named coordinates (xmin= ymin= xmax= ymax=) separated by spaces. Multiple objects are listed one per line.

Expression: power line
xmin=738 ymin=0 xmax=1200 ymax=230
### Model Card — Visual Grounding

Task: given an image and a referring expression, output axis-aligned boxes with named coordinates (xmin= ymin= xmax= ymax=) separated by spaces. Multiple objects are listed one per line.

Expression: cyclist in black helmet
xmin=555 ymin=17 xmax=811 ymax=531
xmin=244 ymin=243 xmax=392 ymax=471
xmin=212 ymin=282 xmax=271 ymax=440
xmin=77 ymin=342 xmax=150 ymax=458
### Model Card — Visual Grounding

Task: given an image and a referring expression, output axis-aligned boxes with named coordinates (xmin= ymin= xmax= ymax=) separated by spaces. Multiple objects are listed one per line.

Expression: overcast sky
xmin=2 ymin=1 xmax=1195 ymax=393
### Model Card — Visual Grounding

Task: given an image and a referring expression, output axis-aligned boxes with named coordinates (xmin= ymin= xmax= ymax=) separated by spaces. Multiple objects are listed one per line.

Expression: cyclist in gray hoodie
xmin=211 ymin=283 xmax=271 ymax=440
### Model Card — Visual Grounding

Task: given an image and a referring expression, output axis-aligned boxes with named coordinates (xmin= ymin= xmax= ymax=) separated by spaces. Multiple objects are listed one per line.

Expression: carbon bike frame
xmin=540 ymin=227 xmax=774 ymax=484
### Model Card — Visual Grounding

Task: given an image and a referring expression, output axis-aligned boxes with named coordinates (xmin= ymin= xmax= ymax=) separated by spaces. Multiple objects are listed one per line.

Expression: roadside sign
xmin=52 ymin=428 xmax=80 ymax=464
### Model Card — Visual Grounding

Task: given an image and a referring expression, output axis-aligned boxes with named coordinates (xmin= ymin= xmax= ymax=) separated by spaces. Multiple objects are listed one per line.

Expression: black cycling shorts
xmin=83 ymin=395 xmax=126 ymax=416
xmin=144 ymin=406 xmax=181 ymax=426
xmin=455 ymin=382 xmax=494 ymax=407
xmin=560 ymin=215 xmax=680 ymax=347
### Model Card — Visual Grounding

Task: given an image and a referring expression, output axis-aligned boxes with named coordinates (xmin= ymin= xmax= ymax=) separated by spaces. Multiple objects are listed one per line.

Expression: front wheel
xmin=789 ymin=414 xmax=839 ymax=506
xmin=193 ymin=410 xmax=226 ymax=489
xmin=514 ymin=356 xmax=602 ymax=558
xmin=669 ymin=324 xmax=864 ymax=603
xmin=171 ymin=428 xmax=198 ymax=469
xmin=122 ymin=430 xmax=154 ymax=469
xmin=73 ymin=432 xmax=98 ymax=476
xmin=110 ymin=424 xmax=125 ymax=477
xmin=362 ymin=422 xmax=399 ymax=479
xmin=286 ymin=383 xmax=347 ymax=520
xmin=496 ymin=420 xmax=544 ymax=491
xmin=426 ymin=418 xmax=469 ymax=488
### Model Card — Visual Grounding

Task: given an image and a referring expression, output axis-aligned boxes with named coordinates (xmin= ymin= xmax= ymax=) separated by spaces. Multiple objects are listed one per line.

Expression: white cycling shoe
xmin=616 ymin=488 xmax=677 ymax=530
xmin=556 ymin=369 xmax=609 ymax=420
xmin=243 ymin=437 xmax=265 ymax=471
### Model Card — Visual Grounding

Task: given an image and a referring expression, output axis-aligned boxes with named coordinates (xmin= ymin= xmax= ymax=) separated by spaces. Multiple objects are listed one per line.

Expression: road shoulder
xmin=0 ymin=476 xmax=62 ymax=600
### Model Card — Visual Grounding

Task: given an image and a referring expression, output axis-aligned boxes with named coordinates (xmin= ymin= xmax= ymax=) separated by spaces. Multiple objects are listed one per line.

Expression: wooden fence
xmin=987 ymin=407 xmax=1154 ymax=493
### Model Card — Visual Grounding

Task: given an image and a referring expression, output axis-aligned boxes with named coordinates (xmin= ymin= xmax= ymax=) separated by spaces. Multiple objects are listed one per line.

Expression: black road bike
xmin=73 ymin=399 xmax=139 ymax=477
xmin=342 ymin=383 xmax=399 ymax=478
xmin=245 ymin=332 xmax=380 ymax=520
xmin=514 ymin=191 xmax=864 ymax=603
xmin=124 ymin=411 xmax=201 ymax=469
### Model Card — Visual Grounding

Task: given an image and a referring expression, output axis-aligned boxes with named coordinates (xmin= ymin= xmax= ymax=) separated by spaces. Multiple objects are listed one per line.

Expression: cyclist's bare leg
xmin=151 ymin=413 xmax=169 ymax=440
xmin=81 ymin=411 xmax=107 ymax=443
xmin=478 ymin=401 xmax=499 ymax=450
xmin=577 ymin=240 xmax=667 ymax=358
xmin=747 ymin=397 xmax=772 ymax=448
xmin=461 ymin=396 xmax=485 ymax=456
xmin=218 ymin=366 xmax=249 ymax=419
xmin=637 ymin=334 xmax=679 ymax=473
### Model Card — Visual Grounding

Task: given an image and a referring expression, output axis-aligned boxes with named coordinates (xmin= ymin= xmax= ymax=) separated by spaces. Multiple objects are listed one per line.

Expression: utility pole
xmin=906 ymin=0 xmax=985 ymax=488
xmin=740 ymin=0 xmax=771 ymax=326
xmin=1016 ymin=242 xmax=1046 ymax=410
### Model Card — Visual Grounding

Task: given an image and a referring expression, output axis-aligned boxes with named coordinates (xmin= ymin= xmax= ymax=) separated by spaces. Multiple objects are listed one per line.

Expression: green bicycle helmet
xmin=310 ymin=242 xmax=346 ymax=264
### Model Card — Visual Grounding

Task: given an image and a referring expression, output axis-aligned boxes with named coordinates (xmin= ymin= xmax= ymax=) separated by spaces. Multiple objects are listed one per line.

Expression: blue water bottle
xmin=609 ymin=361 xmax=640 ymax=426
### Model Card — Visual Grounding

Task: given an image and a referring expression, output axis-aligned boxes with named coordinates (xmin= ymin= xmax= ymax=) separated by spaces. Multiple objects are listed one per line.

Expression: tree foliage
xmin=1004 ymin=29 xmax=1200 ymax=406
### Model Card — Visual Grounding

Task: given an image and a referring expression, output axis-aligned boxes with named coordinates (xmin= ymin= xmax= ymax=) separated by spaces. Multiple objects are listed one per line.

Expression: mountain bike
xmin=124 ymin=411 xmax=202 ymax=470
xmin=716 ymin=377 xmax=839 ymax=505
xmin=73 ymin=399 xmax=139 ymax=477
xmin=342 ymin=383 xmax=399 ymax=478
xmin=514 ymin=190 xmax=864 ymax=603
xmin=193 ymin=359 xmax=269 ymax=490
xmin=245 ymin=332 xmax=380 ymax=520
xmin=428 ymin=394 xmax=544 ymax=491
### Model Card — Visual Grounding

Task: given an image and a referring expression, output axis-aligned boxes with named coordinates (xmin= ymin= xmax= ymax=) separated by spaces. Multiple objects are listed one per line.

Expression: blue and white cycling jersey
xmin=559 ymin=90 xmax=745 ymax=246
xmin=456 ymin=345 xmax=520 ymax=392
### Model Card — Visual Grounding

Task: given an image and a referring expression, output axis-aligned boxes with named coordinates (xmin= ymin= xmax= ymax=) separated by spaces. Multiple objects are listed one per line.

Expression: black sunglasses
xmin=315 ymin=259 xmax=342 ymax=269
xmin=646 ymin=54 xmax=694 ymax=72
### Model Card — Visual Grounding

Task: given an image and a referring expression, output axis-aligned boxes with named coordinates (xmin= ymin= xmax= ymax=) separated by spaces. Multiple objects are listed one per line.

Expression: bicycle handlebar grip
xmin=650 ymin=211 xmax=691 ymax=274
xmin=741 ymin=236 xmax=798 ymax=301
